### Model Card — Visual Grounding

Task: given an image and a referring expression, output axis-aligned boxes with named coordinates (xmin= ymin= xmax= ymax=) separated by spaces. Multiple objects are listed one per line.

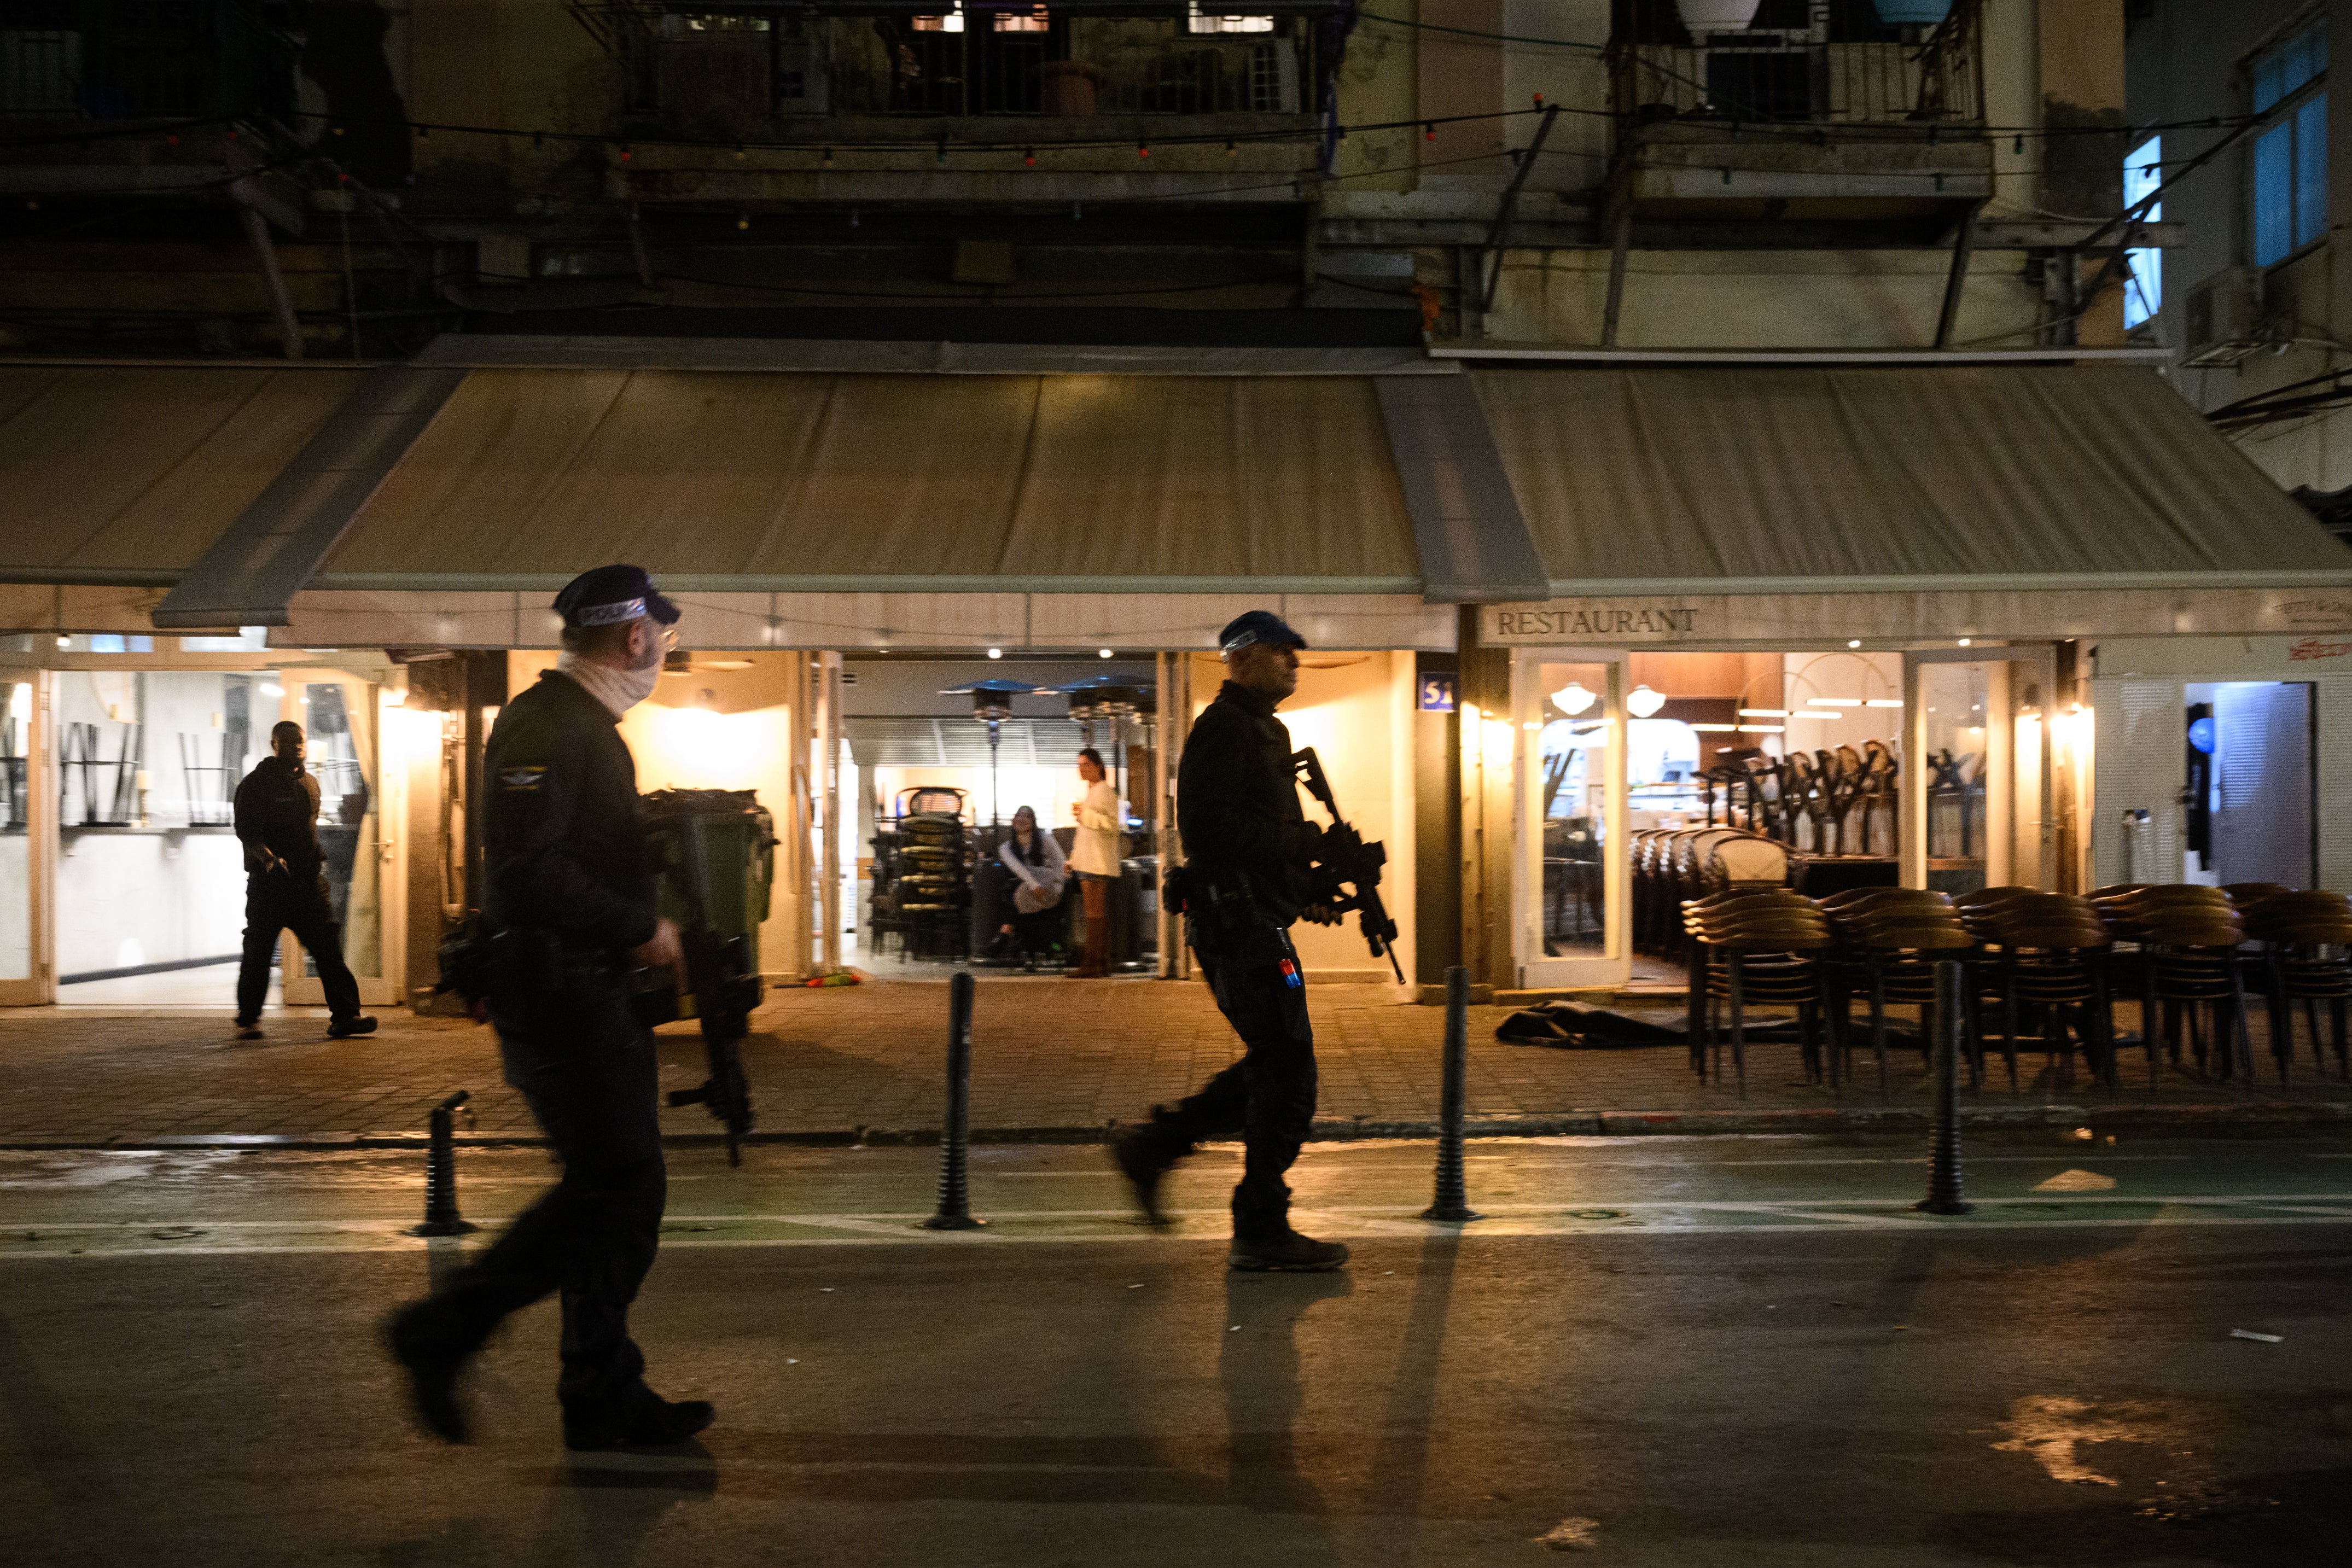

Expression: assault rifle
xmin=636 ymin=792 xmax=767 ymax=1167
xmin=1290 ymin=747 xmax=1406 ymax=984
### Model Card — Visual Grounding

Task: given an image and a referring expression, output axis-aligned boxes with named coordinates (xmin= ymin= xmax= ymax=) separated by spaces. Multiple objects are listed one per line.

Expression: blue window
xmin=2252 ymin=20 xmax=2328 ymax=267
xmin=2124 ymin=134 xmax=2162 ymax=328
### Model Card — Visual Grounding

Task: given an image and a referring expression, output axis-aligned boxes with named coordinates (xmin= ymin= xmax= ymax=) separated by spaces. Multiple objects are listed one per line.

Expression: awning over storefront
xmin=1474 ymin=364 xmax=2352 ymax=594
xmin=315 ymin=369 xmax=1423 ymax=596
xmin=0 ymin=365 xmax=365 ymax=587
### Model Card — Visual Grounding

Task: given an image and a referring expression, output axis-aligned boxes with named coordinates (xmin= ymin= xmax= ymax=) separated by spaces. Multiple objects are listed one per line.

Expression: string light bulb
xmin=1225 ymin=140 xmax=1237 ymax=159
xmin=821 ymin=147 xmax=834 ymax=168
xmin=1424 ymin=121 xmax=1435 ymax=141
xmin=733 ymin=143 xmax=745 ymax=160
xmin=1023 ymin=147 xmax=1035 ymax=166
xmin=618 ymin=142 xmax=631 ymax=160
xmin=736 ymin=210 xmax=749 ymax=231
xmin=1137 ymin=139 xmax=1149 ymax=158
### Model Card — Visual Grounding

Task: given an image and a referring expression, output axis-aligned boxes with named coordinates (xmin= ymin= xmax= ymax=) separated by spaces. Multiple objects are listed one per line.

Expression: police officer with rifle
xmin=387 ymin=566 xmax=715 ymax=1451
xmin=1109 ymin=611 xmax=1402 ymax=1272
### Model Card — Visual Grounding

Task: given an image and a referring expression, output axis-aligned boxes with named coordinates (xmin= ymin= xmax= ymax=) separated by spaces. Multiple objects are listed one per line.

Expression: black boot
xmin=1229 ymin=1231 xmax=1350 ymax=1273
xmin=383 ymin=1301 xmax=473 ymax=1444
xmin=1107 ymin=1115 xmax=1184 ymax=1226
xmin=564 ymin=1387 xmax=716 ymax=1452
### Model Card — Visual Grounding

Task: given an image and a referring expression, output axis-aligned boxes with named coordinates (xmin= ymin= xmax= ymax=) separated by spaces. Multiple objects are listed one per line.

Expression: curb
xmin=11 ymin=1100 xmax=2352 ymax=1152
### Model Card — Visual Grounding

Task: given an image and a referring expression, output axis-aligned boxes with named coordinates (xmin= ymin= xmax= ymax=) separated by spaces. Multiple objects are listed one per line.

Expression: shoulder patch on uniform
xmin=499 ymin=766 xmax=546 ymax=791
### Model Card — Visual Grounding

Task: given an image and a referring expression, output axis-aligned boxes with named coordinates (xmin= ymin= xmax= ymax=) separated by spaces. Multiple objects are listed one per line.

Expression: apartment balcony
xmin=1604 ymin=2 xmax=1990 ymax=243
xmin=580 ymin=4 xmax=1338 ymax=205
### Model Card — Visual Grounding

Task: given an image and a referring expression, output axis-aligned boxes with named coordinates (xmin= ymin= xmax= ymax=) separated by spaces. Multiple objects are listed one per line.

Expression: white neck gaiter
xmin=557 ymin=640 xmax=662 ymax=718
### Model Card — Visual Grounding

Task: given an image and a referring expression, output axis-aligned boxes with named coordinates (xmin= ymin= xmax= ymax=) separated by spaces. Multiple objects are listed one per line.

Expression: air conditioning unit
xmin=2182 ymin=266 xmax=2268 ymax=368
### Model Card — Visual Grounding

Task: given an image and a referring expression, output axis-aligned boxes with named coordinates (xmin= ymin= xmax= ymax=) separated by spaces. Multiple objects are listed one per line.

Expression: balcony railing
xmin=575 ymin=5 xmax=1326 ymax=131
xmin=1610 ymin=1 xmax=1983 ymax=125
xmin=0 ymin=0 xmax=296 ymax=120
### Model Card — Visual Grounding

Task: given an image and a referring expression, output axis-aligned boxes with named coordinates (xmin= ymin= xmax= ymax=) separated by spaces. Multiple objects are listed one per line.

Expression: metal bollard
xmin=1422 ymin=966 xmax=1481 ymax=1223
xmin=922 ymin=971 xmax=985 ymax=1231
xmin=410 ymin=1091 xmax=479 ymax=1237
xmin=1913 ymin=961 xmax=1974 ymax=1216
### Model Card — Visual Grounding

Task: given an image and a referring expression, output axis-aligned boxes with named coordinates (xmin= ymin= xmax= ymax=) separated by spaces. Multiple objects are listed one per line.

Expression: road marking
xmin=9 ymin=1194 xmax=2352 ymax=1257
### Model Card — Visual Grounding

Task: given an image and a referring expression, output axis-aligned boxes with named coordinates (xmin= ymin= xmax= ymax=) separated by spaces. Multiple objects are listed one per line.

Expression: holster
xmin=491 ymin=926 xmax=619 ymax=1002
xmin=1184 ymin=869 xmax=1288 ymax=961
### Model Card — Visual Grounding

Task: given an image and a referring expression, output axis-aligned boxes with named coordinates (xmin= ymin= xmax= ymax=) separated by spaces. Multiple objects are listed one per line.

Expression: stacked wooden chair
xmin=1682 ymin=890 xmax=1836 ymax=1098
xmin=1819 ymin=889 xmax=1977 ymax=1098
xmin=2092 ymin=884 xmax=2257 ymax=1085
xmin=2238 ymin=889 xmax=2352 ymax=1080
xmin=1959 ymin=889 xmax=2122 ymax=1089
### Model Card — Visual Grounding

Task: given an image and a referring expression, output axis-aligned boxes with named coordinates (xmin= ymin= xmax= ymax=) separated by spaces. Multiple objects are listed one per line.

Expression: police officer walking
xmin=387 ymin=566 xmax=713 ymax=1450
xmin=231 ymin=719 xmax=374 ymax=1041
xmin=1109 ymin=611 xmax=1349 ymax=1272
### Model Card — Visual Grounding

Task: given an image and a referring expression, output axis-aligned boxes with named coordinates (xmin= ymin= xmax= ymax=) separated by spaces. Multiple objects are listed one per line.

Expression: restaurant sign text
xmin=1482 ymin=603 xmax=1702 ymax=643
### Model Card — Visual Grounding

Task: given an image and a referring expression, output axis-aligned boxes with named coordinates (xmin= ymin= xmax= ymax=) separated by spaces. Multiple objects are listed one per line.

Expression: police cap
xmin=553 ymin=564 xmax=681 ymax=629
xmin=1216 ymin=610 xmax=1307 ymax=656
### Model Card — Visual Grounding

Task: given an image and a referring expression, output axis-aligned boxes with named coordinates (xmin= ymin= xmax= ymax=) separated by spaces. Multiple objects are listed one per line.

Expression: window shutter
xmin=2318 ymin=679 xmax=2352 ymax=895
xmin=2211 ymin=681 xmax=2313 ymax=888
xmin=2090 ymin=677 xmax=2184 ymax=887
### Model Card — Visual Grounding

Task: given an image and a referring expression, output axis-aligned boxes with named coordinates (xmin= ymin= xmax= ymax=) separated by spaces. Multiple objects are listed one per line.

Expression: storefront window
xmin=1 ymin=679 xmax=29 ymax=983
xmin=1918 ymin=662 xmax=1992 ymax=885
xmin=1534 ymin=662 xmax=1611 ymax=955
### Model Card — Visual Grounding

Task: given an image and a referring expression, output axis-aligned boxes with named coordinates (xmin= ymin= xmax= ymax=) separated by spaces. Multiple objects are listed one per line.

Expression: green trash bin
xmin=642 ymin=787 xmax=774 ymax=1006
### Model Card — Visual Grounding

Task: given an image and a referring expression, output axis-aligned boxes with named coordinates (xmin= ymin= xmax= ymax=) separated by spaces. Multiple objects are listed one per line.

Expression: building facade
xmin=4 ymin=2 xmax=2350 ymax=1012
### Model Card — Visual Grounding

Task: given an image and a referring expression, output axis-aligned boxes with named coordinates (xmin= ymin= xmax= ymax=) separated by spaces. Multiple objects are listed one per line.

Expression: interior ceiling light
xmin=1625 ymin=684 xmax=1666 ymax=718
xmin=986 ymin=648 xmax=1003 ymax=659
xmin=1098 ymin=648 xmax=1113 ymax=658
xmin=1848 ymin=639 xmax=1863 ymax=648
xmin=1864 ymin=699 xmax=1905 ymax=708
xmin=1551 ymin=681 xmax=1596 ymax=715
xmin=1689 ymin=722 xmax=1736 ymax=732
xmin=1737 ymin=708 xmax=1789 ymax=718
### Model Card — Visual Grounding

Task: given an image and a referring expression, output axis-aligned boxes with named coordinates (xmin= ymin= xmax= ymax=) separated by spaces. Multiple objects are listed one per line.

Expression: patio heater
xmin=1051 ymin=675 xmax=1151 ymax=808
xmin=939 ymin=678 xmax=1040 ymax=830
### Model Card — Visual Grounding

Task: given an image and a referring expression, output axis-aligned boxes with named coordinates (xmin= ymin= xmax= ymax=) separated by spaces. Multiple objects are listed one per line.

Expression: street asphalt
xmin=3 ymin=1134 xmax=2348 ymax=1566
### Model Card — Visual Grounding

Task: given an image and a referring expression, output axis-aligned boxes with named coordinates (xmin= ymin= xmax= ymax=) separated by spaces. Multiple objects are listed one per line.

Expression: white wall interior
xmin=48 ymin=669 xmax=268 ymax=991
xmin=56 ymin=830 xmax=244 ymax=980
xmin=0 ymin=834 xmax=26 ymax=982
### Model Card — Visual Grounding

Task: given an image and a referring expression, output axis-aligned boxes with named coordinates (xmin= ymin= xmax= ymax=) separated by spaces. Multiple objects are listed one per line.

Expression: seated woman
xmin=997 ymin=804 xmax=1069 ymax=968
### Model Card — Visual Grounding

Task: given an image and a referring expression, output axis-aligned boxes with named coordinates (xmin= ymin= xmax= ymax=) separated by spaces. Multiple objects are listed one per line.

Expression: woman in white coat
xmin=1067 ymin=746 xmax=1122 ymax=977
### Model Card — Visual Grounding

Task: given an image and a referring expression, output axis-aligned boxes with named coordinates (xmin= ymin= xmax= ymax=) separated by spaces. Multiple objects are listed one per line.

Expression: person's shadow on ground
xmin=1220 ymin=1266 xmax=1354 ymax=1533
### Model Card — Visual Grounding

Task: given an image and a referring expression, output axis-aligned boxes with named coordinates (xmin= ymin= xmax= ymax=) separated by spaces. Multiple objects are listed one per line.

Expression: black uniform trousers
xmin=1153 ymin=922 xmax=1319 ymax=1241
xmin=415 ymin=975 xmax=667 ymax=1418
xmin=235 ymin=870 xmax=362 ymax=1024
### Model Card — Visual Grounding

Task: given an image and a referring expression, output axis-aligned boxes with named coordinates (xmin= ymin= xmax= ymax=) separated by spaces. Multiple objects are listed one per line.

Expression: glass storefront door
xmin=1900 ymin=648 xmax=2058 ymax=893
xmin=0 ymin=673 xmax=49 ymax=1004
xmin=1516 ymin=651 xmax=1628 ymax=987
xmin=279 ymin=671 xmax=400 ymax=1006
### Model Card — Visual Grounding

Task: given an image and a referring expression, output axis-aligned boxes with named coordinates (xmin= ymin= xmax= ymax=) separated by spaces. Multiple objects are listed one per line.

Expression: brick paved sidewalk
xmin=3 ymin=977 xmax=2348 ymax=1147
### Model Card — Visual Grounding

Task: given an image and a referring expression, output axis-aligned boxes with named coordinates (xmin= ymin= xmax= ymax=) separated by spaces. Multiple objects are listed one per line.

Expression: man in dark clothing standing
xmin=1108 ymin=610 xmax=1349 ymax=1272
xmin=232 ymin=720 xmax=374 ymax=1041
xmin=386 ymin=564 xmax=712 ymax=1453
